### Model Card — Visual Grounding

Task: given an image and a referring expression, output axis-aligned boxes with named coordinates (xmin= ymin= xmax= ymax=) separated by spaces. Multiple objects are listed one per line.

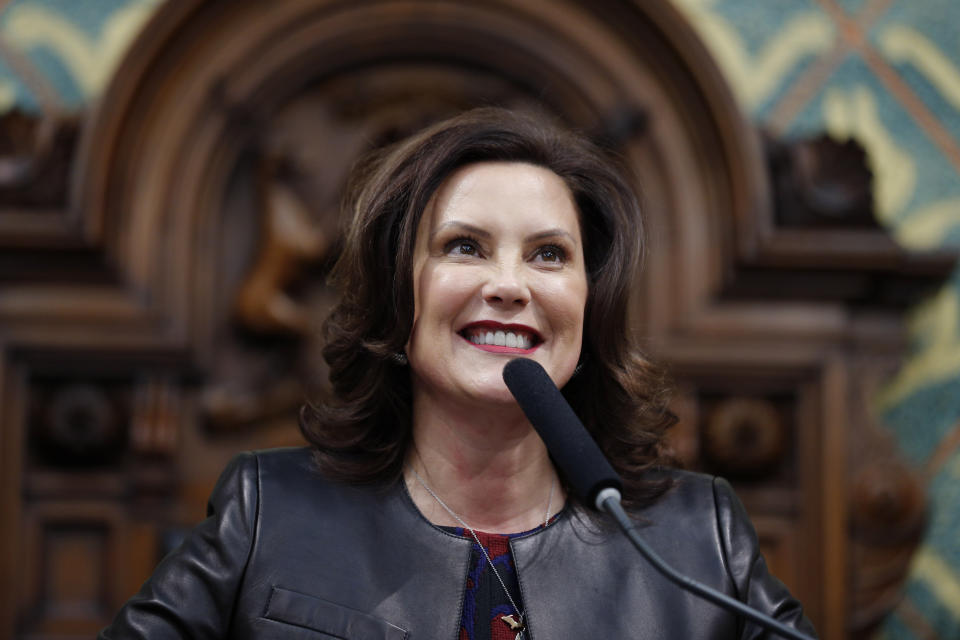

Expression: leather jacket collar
xmin=101 ymin=447 xmax=816 ymax=639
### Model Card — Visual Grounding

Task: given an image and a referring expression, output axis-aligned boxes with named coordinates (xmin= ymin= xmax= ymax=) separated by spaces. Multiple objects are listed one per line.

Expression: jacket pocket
xmin=262 ymin=586 xmax=408 ymax=639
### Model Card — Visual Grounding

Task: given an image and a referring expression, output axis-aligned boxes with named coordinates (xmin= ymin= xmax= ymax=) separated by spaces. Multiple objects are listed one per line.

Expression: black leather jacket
xmin=101 ymin=447 xmax=816 ymax=639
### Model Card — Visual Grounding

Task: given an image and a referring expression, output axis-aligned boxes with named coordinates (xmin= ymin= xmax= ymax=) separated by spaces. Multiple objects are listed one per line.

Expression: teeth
xmin=466 ymin=328 xmax=535 ymax=349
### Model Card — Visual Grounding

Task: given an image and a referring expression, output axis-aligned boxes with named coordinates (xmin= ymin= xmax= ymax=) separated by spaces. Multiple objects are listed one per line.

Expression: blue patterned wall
xmin=0 ymin=0 xmax=957 ymax=637
xmin=676 ymin=1 xmax=960 ymax=637
xmin=0 ymin=0 xmax=158 ymax=112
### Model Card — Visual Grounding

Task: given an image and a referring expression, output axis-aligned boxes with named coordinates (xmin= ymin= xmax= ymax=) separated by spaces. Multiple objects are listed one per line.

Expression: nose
xmin=482 ymin=262 xmax=530 ymax=307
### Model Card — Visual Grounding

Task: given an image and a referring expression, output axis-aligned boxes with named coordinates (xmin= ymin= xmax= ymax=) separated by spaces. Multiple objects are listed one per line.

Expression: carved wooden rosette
xmin=0 ymin=1 xmax=953 ymax=638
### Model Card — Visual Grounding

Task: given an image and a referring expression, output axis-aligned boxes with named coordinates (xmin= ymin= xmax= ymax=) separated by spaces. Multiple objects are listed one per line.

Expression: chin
xmin=485 ymin=387 xmax=522 ymax=406
xmin=466 ymin=377 xmax=516 ymax=405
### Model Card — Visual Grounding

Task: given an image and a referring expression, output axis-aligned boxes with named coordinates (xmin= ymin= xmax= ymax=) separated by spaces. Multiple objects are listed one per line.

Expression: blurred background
xmin=0 ymin=0 xmax=957 ymax=638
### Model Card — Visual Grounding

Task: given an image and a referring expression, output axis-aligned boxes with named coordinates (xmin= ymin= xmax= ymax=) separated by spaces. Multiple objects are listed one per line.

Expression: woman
xmin=101 ymin=108 xmax=815 ymax=639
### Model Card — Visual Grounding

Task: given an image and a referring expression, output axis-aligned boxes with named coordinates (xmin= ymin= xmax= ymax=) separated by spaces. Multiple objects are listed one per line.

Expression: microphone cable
xmin=503 ymin=358 xmax=815 ymax=640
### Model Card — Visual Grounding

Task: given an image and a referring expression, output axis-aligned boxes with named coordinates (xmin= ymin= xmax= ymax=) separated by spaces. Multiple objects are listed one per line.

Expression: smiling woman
xmin=408 ymin=162 xmax=588 ymax=413
xmin=306 ymin=108 xmax=671 ymax=508
xmin=100 ymin=108 xmax=816 ymax=639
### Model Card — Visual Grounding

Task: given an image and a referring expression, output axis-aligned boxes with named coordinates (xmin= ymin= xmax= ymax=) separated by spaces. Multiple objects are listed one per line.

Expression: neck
xmin=405 ymin=390 xmax=563 ymax=533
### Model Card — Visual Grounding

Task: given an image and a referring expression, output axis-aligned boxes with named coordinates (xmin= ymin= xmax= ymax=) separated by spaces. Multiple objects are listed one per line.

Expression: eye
xmin=444 ymin=236 xmax=483 ymax=257
xmin=533 ymin=244 xmax=567 ymax=263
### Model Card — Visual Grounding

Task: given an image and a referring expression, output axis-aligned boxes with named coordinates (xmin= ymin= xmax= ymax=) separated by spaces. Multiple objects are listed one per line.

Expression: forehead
xmin=422 ymin=161 xmax=580 ymax=231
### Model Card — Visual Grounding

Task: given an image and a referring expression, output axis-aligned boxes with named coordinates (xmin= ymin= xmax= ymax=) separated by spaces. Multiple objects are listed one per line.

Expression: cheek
xmin=415 ymin=266 xmax=479 ymax=326
xmin=540 ymin=276 xmax=588 ymax=335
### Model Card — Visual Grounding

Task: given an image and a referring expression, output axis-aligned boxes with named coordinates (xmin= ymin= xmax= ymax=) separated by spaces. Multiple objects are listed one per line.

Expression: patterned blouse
xmin=444 ymin=516 xmax=560 ymax=640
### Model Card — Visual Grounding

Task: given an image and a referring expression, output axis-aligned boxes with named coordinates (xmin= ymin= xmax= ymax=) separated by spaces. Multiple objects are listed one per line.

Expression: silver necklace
xmin=408 ymin=465 xmax=555 ymax=640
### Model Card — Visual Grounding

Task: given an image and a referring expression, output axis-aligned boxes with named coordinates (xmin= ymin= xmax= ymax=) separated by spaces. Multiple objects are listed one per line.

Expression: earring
xmin=392 ymin=352 xmax=408 ymax=366
xmin=573 ymin=362 xmax=584 ymax=376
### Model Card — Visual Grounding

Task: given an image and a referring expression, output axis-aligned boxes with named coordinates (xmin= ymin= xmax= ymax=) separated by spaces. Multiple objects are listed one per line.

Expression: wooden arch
xmin=70 ymin=0 xmax=765 ymax=349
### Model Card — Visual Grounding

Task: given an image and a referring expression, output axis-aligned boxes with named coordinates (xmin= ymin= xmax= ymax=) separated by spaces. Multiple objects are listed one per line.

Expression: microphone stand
xmin=595 ymin=487 xmax=815 ymax=640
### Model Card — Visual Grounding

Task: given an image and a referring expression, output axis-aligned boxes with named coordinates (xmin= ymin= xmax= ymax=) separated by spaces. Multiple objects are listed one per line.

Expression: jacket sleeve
xmin=99 ymin=452 xmax=259 ymax=639
xmin=713 ymin=477 xmax=818 ymax=639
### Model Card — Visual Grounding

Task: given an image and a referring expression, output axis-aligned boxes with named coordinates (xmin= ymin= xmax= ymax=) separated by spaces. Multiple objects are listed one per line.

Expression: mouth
xmin=459 ymin=322 xmax=542 ymax=353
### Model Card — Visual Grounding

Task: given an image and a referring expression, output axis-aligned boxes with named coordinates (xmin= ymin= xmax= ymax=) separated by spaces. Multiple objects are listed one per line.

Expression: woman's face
xmin=407 ymin=161 xmax=588 ymax=408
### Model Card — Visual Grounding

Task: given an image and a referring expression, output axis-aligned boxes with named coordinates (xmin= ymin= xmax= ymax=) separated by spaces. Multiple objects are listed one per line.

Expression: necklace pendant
xmin=501 ymin=614 xmax=524 ymax=632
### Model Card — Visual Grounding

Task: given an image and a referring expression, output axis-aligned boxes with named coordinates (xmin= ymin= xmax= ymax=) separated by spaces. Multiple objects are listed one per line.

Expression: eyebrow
xmin=430 ymin=221 xmax=491 ymax=241
xmin=525 ymin=228 xmax=577 ymax=243
xmin=431 ymin=221 xmax=577 ymax=244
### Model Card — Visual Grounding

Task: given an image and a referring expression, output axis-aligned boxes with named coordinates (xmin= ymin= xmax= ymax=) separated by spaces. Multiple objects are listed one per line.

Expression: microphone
xmin=501 ymin=357 xmax=622 ymax=509
xmin=502 ymin=358 xmax=814 ymax=640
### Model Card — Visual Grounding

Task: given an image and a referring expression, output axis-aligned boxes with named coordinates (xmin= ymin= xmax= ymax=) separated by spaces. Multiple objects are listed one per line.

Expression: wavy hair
xmin=300 ymin=107 xmax=675 ymax=509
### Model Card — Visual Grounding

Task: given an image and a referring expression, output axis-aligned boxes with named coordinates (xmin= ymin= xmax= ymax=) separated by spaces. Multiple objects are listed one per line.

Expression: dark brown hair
xmin=300 ymin=107 xmax=675 ymax=508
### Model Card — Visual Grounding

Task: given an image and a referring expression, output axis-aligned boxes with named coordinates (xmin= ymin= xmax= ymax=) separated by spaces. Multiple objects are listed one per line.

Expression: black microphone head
xmin=503 ymin=358 xmax=622 ymax=508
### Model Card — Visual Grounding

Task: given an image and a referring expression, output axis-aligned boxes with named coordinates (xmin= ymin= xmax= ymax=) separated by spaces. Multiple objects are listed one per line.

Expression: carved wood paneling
xmin=0 ymin=1 xmax=955 ymax=638
xmin=21 ymin=502 xmax=123 ymax=638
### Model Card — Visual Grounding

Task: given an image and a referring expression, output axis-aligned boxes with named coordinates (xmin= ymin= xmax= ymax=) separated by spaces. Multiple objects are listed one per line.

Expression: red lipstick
xmin=459 ymin=321 xmax=541 ymax=354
